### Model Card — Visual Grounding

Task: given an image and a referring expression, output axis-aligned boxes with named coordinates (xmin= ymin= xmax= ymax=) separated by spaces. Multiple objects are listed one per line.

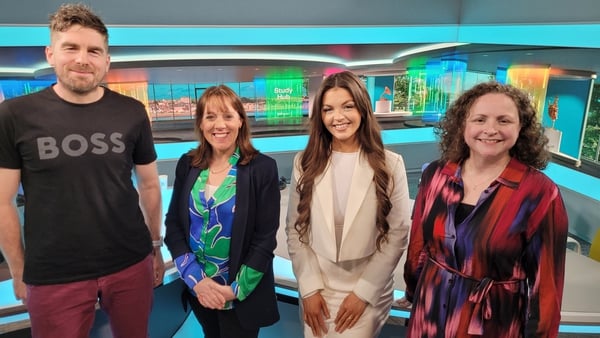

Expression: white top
xmin=331 ymin=151 xmax=358 ymax=253
xmin=205 ymin=183 xmax=217 ymax=200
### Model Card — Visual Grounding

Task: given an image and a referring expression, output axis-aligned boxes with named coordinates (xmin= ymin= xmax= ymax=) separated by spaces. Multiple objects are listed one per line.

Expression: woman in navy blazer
xmin=165 ymin=85 xmax=280 ymax=338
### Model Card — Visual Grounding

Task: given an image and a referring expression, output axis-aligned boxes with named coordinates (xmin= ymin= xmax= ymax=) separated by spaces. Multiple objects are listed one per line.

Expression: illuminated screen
xmin=265 ymin=69 xmax=304 ymax=121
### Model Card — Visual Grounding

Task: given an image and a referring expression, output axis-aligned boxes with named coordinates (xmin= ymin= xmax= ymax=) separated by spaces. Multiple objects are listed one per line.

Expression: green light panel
xmin=265 ymin=68 xmax=304 ymax=121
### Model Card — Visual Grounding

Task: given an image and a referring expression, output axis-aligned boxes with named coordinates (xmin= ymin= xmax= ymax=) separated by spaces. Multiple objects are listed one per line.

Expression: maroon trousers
xmin=27 ymin=255 xmax=154 ymax=338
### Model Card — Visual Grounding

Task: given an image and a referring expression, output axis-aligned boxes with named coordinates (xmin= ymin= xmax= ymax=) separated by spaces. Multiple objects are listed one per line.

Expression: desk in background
xmin=561 ymin=250 xmax=600 ymax=327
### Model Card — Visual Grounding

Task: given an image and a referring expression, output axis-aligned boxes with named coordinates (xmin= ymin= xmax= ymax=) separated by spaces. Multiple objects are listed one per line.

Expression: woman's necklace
xmin=209 ymin=163 xmax=231 ymax=174
xmin=465 ymin=171 xmax=500 ymax=191
xmin=463 ymin=163 xmax=506 ymax=191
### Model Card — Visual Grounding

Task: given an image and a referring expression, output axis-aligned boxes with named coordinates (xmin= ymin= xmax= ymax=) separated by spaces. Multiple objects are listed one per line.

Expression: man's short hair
xmin=49 ymin=3 xmax=108 ymax=44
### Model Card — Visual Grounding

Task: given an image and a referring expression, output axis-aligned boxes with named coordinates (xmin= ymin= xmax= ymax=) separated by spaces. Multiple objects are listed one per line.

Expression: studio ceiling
xmin=2 ymin=0 xmax=600 ymax=83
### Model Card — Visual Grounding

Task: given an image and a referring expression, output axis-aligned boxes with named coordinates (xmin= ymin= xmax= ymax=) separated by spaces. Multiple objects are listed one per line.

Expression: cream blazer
xmin=286 ymin=149 xmax=411 ymax=305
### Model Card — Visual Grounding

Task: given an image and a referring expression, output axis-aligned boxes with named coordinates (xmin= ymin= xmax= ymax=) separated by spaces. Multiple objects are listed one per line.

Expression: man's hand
xmin=13 ymin=278 xmax=27 ymax=304
xmin=152 ymin=248 xmax=165 ymax=287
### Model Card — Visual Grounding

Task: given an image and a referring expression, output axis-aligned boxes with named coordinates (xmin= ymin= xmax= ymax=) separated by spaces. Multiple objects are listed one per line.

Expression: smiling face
xmin=321 ymin=87 xmax=362 ymax=152
xmin=464 ymin=93 xmax=521 ymax=163
xmin=46 ymin=24 xmax=110 ymax=102
xmin=200 ymin=98 xmax=243 ymax=156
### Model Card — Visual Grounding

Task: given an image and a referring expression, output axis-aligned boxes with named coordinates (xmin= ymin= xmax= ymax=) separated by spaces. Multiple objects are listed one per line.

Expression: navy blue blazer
xmin=165 ymin=152 xmax=280 ymax=329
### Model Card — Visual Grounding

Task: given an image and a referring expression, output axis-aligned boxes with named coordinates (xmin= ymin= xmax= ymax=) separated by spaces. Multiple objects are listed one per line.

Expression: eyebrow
xmin=469 ymin=113 xmax=516 ymax=119
xmin=323 ymin=100 xmax=355 ymax=106
xmin=59 ymin=41 xmax=105 ymax=52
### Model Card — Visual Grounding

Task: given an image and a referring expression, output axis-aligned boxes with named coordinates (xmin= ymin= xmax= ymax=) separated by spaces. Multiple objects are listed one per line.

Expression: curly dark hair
xmin=189 ymin=85 xmax=258 ymax=168
xmin=436 ymin=81 xmax=550 ymax=169
xmin=49 ymin=3 xmax=108 ymax=46
xmin=294 ymin=71 xmax=393 ymax=250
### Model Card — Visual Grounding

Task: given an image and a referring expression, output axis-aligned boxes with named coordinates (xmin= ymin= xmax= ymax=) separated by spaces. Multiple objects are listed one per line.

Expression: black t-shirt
xmin=0 ymin=86 xmax=157 ymax=285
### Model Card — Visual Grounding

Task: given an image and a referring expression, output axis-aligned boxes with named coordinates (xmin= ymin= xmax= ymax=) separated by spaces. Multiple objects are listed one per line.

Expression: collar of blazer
xmin=314 ymin=152 xmax=374 ymax=240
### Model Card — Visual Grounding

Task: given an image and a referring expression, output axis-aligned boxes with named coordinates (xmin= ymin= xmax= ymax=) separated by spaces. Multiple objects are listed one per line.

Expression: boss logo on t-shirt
xmin=37 ymin=132 xmax=125 ymax=159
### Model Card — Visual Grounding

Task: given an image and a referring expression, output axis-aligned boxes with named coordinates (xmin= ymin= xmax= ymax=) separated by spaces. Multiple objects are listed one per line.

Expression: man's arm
xmin=0 ymin=168 xmax=26 ymax=301
xmin=134 ymin=161 xmax=165 ymax=286
xmin=134 ymin=161 xmax=162 ymax=241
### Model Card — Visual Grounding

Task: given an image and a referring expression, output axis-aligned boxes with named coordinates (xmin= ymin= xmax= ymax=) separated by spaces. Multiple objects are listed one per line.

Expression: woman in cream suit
xmin=286 ymin=71 xmax=411 ymax=337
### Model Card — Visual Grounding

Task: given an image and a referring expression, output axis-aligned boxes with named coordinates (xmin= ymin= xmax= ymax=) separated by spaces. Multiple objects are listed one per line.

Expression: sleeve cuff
xmin=174 ymin=253 xmax=204 ymax=290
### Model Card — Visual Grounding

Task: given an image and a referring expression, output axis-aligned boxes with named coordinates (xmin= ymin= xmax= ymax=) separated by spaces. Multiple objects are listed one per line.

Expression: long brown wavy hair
xmin=294 ymin=71 xmax=393 ymax=250
xmin=437 ymin=81 xmax=550 ymax=170
xmin=189 ymin=85 xmax=258 ymax=168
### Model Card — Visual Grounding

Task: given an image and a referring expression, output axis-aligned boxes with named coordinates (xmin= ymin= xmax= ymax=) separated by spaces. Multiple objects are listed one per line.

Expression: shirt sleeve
xmin=131 ymin=99 xmax=157 ymax=165
xmin=0 ymin=100 xmax=21 ymax=169
xmin=285 ymin=154 xmax=326 ymax=297
xmin=403 ymin=162 xmax=437 ymax=302
xmin=174 ymin=253 xmax=204 ymax=290
xmin=230 ymin=264 xmax=264 ymax=301
xmin=353 ymin=151 xmax=411 ymax=305
xmin=524 ymin=181 xmax=568 ymax=337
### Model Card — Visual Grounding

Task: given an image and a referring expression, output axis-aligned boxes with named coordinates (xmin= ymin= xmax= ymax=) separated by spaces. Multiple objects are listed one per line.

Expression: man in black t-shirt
xmin=0 ymin=4 xmax=165 ymax=337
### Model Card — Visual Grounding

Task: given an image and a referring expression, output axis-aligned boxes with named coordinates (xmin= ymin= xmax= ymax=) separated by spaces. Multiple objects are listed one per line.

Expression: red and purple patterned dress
xmin=404 ymin=158 xmax=568 ymax=337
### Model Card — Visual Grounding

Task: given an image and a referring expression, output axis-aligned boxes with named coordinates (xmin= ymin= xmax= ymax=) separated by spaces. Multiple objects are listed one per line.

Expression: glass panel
xmin=170 ymin=84 xmax=192 ymax=120
xmin=150 ymin=84 xmax=175 ymax=121
xmin=582 ymin=84 xmax=600 ymax=162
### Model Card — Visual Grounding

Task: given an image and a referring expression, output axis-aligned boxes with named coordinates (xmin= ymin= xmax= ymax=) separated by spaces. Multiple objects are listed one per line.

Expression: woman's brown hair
xmin=294 ymin=71 xmax=393 ymax=250
xmin=437 ymin=81 xmax=550 ymax=169
xmin=189 ymin=85 xmax=258 ymax=168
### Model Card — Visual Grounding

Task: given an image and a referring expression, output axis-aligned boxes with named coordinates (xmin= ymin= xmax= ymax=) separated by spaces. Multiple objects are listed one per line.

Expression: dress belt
xmin=428 ymin=257 xmax=523 ymax=335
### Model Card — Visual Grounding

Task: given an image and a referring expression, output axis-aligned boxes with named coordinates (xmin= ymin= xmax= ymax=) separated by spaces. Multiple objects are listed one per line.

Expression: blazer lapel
xmin=229 ymin=164 xmax=249 ymax=278
xmin=181 ymin=166 xmax=200 ymax=237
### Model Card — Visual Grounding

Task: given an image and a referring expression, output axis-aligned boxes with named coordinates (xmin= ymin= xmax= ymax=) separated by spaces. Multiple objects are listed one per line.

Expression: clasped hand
xmin=193 ymin=278 xmax=235 ymax=309
xmin=302 ymin=291 xmax=367 ymax=337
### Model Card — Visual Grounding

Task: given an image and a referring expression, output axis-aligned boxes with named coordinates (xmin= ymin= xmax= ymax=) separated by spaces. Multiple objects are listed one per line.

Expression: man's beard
xmin=64 ymin=76 xmax=100 ymax=95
